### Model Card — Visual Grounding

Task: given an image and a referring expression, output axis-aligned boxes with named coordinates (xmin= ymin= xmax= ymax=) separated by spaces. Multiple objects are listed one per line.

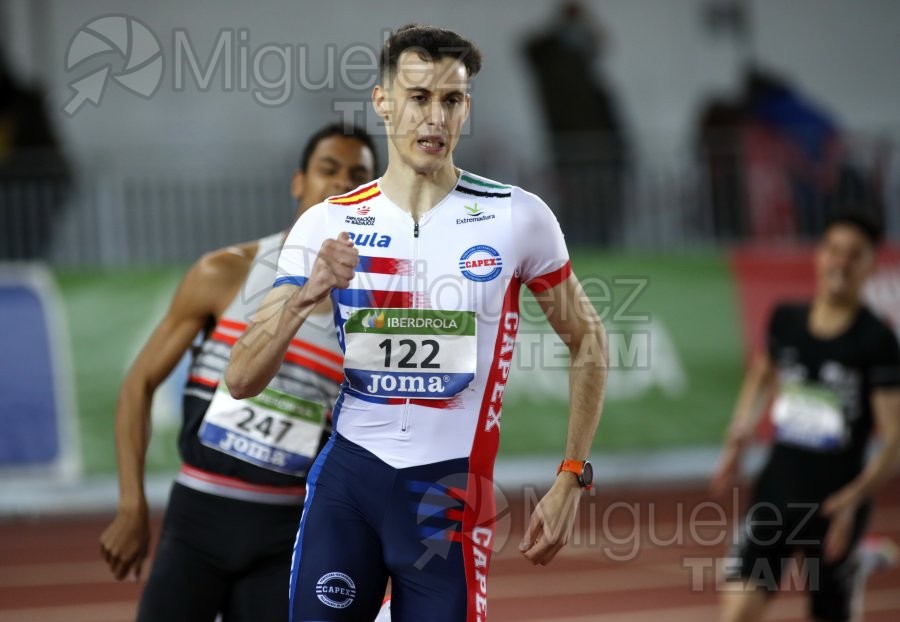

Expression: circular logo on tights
xmin=316 ymin=572 xmax=357 ymax=609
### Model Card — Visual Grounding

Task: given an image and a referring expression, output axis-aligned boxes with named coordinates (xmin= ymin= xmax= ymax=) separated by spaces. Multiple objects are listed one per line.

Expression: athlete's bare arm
xmin=99 ymin=244 xmax=254 ymax=581
xmin=822 ymin=388 xmax=900 ymax=562
xmin=711 ymin=353 xmax=778 ymax=498
xmin=226 ymin=232 xmax=358 ymax=399
xmin=520 ymin=274 xmax=607 ymax=566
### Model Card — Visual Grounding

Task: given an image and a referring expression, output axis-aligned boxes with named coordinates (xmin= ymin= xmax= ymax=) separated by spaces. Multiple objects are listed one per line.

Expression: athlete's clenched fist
xmin=296 ymin=232 xmax=358 ymax=307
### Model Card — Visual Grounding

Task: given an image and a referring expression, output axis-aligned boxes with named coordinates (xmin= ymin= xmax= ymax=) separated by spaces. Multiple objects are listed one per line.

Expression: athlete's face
xmin=373 ymin=51 xmax=471 ymax=174
xmin=291 ymin=136 xmax=376 ymax=213
xmin=815 ymin=224 xmax=875 ymax=304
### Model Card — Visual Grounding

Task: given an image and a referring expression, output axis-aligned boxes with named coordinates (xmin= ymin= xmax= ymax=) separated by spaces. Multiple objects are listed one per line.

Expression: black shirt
xmin=761 ymin=302 xmax=900 ymax=502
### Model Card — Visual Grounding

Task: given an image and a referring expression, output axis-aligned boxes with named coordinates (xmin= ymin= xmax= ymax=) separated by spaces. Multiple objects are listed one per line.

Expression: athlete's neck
xmin=808 ymin=296 xmax=860 ymax=339
xmin=379 ymin=162 xmax=459 ymax=221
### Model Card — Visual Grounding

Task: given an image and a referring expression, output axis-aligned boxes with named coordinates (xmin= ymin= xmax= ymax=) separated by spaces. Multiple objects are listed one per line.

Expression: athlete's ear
xmin=373 ymin=84 xmax=390 ymax=121
xmin=290 ymin=170 xmax=305 ymax=201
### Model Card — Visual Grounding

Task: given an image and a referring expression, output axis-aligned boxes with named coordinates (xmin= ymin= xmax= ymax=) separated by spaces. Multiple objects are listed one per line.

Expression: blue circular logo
xmin=459 ymin=245 xmax=503 ymax=282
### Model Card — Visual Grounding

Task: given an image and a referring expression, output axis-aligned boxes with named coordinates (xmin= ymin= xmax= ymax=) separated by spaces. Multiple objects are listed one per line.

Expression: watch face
xmin=580 ymin=461 xmax=594 ymax=487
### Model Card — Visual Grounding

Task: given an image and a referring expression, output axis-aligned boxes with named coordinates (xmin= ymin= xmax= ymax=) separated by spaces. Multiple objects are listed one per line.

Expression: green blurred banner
xmin=499 ymin=251 xmax=743 ymax=455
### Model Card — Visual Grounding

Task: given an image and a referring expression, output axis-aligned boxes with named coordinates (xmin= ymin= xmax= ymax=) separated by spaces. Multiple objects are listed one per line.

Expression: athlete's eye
xmin=410 ymin=94 xmax=427 ymax=103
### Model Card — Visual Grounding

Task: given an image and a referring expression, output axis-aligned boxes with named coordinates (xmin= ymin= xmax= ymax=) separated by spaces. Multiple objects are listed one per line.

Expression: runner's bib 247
xmin=199 ymin=383 xmax=326 ymax=475
xmin=342 ymin=308 xmax=477 ymax=399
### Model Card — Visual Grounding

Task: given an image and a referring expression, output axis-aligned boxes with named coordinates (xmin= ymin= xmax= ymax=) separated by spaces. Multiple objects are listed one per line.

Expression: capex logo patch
xmin=316 ymin=572 xmax=357 ymax=609
xmin=459 ymin=245 xmax=503 ymax=282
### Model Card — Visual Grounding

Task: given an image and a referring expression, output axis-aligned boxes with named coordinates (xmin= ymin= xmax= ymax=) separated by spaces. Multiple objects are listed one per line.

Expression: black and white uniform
xmin=137 ymin=233 xmax=343 ymax=622
xmin=728 ymin=303 xmax=900 ymax=622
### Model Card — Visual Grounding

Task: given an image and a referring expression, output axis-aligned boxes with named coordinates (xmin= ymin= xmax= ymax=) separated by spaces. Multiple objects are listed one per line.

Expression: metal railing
xmin=1 ymin=141 xmax=895 ymax=267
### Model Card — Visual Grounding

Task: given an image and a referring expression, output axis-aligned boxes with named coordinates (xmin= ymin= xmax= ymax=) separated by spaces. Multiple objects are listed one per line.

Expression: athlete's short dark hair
xmin=379 ymin=24 xmax=482 ymax=84
xmin=299 ymin=123 xmax=378 ymax=173
xmin=824 ymin=210 xmax=884 ymax=248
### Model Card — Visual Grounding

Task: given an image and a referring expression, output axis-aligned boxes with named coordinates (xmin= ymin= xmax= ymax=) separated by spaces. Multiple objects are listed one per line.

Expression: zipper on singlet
xmin=402 ymin=219 xmax=420 ymax=434
xmin=400 ymin=399 xmax=412 ymax=432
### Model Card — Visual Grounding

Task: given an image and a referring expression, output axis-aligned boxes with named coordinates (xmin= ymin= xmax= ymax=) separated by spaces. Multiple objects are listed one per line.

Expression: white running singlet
xmin=274 ymin=171 xmax=571 ymax=472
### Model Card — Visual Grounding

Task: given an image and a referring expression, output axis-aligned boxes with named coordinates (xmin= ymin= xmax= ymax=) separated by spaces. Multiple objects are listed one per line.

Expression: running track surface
xmin=1 ymin=481 xmax=898 ymax=621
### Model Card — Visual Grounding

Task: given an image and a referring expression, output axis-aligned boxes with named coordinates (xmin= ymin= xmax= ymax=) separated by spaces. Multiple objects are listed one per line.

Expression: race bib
xmin=198 ymin=383 xmax=326 ymax=475
xmin=342 ymin=308 xmax=476 ymax=399
xmin=772 ymin=382 xmax=847 ymax=450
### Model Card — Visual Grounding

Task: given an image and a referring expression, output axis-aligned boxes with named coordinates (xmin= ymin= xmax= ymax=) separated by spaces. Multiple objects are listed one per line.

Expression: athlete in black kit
xmin=99 ymin=125 xmax=377 ymax=622
xmin=712 ymin=213 xmax=900 ymax=622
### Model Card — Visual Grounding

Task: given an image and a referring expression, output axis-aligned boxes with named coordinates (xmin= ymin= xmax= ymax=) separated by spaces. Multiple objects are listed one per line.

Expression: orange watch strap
xmin=557 ymin=459 xmax=585 ymax=475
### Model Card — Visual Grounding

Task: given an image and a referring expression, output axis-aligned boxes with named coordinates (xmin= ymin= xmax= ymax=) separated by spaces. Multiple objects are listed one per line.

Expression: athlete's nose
xmin=334 ymin=169 xmax=354 ymax=193
xmin=425 ymin=99 xmax=445 ymax=128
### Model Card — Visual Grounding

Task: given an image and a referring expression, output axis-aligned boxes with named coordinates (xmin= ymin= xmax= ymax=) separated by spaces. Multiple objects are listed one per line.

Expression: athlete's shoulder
xmin=509 ymin=184 xmax=550 ymax=210
xmin=505 ymin=182 xmax=560 ymax=229
xmin=455 ymin=171 xmax=549 ymax=212
xmin=196 ymin=240 xmax=257 ymax=280
xmin=171 ymin=240 xmax=258 ymax=318
xmin=325 ymin=180 xmax=382 ymax=206
xmin=858 ymin=305 xmax=898 ymax=342
xmin=455 ymin=171 xmax=513 ymax=199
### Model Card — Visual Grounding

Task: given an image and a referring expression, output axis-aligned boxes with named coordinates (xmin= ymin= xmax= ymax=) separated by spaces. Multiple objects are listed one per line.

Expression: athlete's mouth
xmin=826 ymin=269 xmax=850 ymax=289
xmin=417 ymin=136 xmax=446 ymax=152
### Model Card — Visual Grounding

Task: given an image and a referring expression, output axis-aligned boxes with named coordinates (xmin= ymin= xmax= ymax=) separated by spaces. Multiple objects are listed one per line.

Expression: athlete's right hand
xmin=710 ymin=444 xmax=742 ymax=499
xmin=295 ymin=232 xmax=358 ymax=307
xmin=99 ymin=503 xmax=150 ymax=581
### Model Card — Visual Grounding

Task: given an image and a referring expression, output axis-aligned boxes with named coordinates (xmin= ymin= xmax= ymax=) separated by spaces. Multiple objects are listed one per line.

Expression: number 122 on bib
xmin=342 ymin=308 xmax=477 ymax=399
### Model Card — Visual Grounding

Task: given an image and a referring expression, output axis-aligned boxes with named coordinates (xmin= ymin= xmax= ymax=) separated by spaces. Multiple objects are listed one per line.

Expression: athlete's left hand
xmin=519 ymin=475 xmax=583 ymax=565
xmin=822 ymin=506 xmax=854 ymax=563
xmin=822 ymin=486 xmax=860 ymax=563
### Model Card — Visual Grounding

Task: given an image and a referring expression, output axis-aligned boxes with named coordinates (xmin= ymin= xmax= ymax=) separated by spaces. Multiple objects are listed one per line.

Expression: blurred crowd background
xmin=1 ymin=0 xmax=899 ymax=480
xmin=2 ymin=0 xmax=897 ymax=265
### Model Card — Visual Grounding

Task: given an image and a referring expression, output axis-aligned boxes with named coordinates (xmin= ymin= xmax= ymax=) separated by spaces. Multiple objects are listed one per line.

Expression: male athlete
xmin=712 ymin=213 xmax=900 ymax=622
xmin=99 ymin=124 xmax=377 ymax=621
xmin=226 ymin=25 xmax=608 ymax=621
